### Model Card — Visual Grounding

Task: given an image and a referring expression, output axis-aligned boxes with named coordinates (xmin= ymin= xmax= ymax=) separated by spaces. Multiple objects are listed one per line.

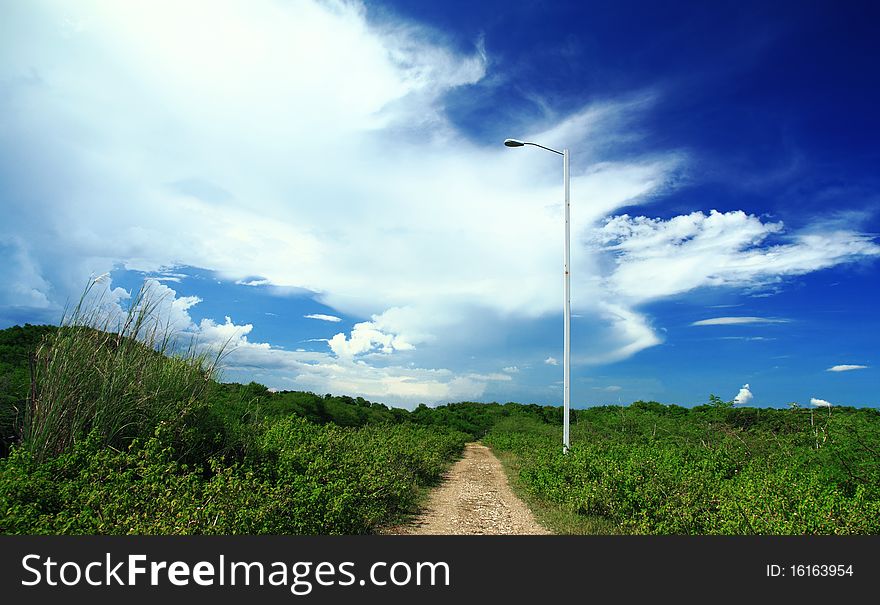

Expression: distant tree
xmin=708 ymin=394 xmax=734 ymax=408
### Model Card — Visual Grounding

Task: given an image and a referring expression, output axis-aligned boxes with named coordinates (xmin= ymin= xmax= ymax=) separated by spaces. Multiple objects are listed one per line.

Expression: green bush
xmin=485 ymin=405 xmax=880 ymax=535
xmin=0 ymin=418 xmax=467 ymax=534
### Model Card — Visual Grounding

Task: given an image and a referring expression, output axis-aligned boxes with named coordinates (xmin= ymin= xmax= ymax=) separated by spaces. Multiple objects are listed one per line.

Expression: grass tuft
xmin=23 ymin=279 xmax=223 ymax=461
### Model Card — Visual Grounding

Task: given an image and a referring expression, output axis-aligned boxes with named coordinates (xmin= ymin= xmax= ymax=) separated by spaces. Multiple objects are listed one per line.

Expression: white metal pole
xmin=563 ymin=148 xmax=570 ymax=455
xmin=503 ymin=138 xmax=571 ymax=454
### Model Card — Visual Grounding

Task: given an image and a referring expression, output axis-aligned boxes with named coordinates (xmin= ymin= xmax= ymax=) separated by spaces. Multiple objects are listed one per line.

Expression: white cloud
xmin=328 ymin=319 xmax=415 ymax=359
xmin=0 ymin=237 xmax=55 ymax=311
xmin=0 ymin=0 xmax=683 ymax=364
xmin=73 ymin=278 xmax=199 ymax=337
xmin=589 ymin=302 xmax=662 ymax=362
xmin=597 ymin=210 xmax=880 ymax=304
xmin=544 ymin=356 xmax=558 ymax=366
xmin=691 ymin=317 xmax=789 ymax=326
xmin=810 ymin=397 xmax=832 ymax=407
xmin=733 ymin=383 xmax=753 ymax=405
xmin=290 ymin=362 xmax=487 ymax=406
xmin=304 ymin=313 xmax=342 ymax=323
xmin=587 ymin=210 xmax=878 ymax=360
xmin=827 ymin=364 xmax=868 ymax=372
xmin=502 ymin=366 xmax=519 ymax=373
xmin=197 ymin=316 xmax=262 ymax=351
xmin=466 ymin=372 xmax=513 ymax=382
xmin=1 ymin=0 xmax=878 ymax=403
xmin=90 ymin=277 xmax=493 ymax=407
xmin=148 ymin=271 xmax=188 ymax=284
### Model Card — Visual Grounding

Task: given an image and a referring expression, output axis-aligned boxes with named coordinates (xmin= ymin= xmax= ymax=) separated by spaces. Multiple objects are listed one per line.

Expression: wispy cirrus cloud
xmin=304 ymin=314 xmax=342 ymax=323
xmin=826 ymin=364 xmax=868 ymax=372
xmin=596 ymin=210 xmax=880 ymax=305
xmin=584 ymin=209 xmax=879 ymax=364
xmin=691 ymin=316 xmax=789 ymax=326
xmin=593 ymin=385 xmax=622 ymax=392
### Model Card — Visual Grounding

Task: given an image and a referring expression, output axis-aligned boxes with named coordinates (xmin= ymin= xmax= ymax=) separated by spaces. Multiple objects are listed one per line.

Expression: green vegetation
xmin=484 ymin=401 xmax=880 ymax=534
xmin=23 ymin=286 xmax=223 ymax=463
xmin=0 ymin=324 xmax=56 ymax=457
xmin=492 ymin=446 xmax=620 ymax=535
xmin=1 ymin=418 xmax=465 ymax=534
xmin=0 ymin=288 xmax=468 ymax=534
xmin=1 ymin=285 xmax=878 ymax=535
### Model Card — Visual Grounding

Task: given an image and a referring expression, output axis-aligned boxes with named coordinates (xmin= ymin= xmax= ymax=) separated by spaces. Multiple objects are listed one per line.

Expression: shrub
xmin=485 ymin=405 xmax=880 ymax=535
xmin=0 ymin=417 xmax=467 ymax=534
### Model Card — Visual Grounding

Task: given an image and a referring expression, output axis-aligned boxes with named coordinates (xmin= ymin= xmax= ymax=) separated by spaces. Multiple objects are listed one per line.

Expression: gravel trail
xmin=389 ymin=442 xmax=549 ymax=535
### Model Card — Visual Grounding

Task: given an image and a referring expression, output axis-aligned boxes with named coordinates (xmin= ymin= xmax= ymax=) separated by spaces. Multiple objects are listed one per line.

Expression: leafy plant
xmin=484 ymin=403 xmax=880 ymax=535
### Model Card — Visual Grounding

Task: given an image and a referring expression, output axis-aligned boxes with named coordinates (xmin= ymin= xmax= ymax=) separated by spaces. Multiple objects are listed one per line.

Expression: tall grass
xmin=23 ymin=279 xmax=223 ymax=461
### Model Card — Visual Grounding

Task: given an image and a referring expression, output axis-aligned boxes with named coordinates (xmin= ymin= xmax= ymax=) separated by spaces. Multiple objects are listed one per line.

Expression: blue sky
xmin=1 ymin=0 xmax=877 ymax=408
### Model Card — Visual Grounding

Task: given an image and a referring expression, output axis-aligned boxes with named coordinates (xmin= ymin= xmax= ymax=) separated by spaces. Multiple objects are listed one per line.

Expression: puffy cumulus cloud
xmin=329 ymin=324 xmax=400 ymax=358
xmin=155 ymin=289 xmax=202 ymax=333
xmin=544 ymin=357 xmax=559 ymax=366
xmin=111 ymin=279 xmax=201 ymax=335
xmin=197 ymin=316 xmax=262 ymax=351
xmin=325 ymin=304 xmax=446 ymax=361
xmin=190 ymin=312 xmax=488 ymax=406
xmin=827 ymin=364 xmax=868 ymax=372
xmin=327 ymin=319 xmax=416 ymax=359
xmin=811 ymin=397 xmax=832 ymax=407
xmin=85 ymin=277 xmax=493 ymax=407
xmin=62 ymin=277 xmax=197 ymax=338
xmin=733 ymin=384 xmax=753 ymax=405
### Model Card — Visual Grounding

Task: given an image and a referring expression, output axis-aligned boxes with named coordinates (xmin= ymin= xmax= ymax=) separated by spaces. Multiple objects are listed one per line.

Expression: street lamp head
xmin=503 ymin=138 xmax=525 ymax=147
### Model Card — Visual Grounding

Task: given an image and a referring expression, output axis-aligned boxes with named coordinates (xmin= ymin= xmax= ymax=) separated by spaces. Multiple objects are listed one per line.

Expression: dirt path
xmin=390 ymin=442 xmax=549 ymax=535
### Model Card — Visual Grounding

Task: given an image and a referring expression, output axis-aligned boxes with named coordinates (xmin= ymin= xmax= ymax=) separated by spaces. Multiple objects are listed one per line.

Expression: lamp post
xmin=504 ymin=138 xmax=570 ymax=454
